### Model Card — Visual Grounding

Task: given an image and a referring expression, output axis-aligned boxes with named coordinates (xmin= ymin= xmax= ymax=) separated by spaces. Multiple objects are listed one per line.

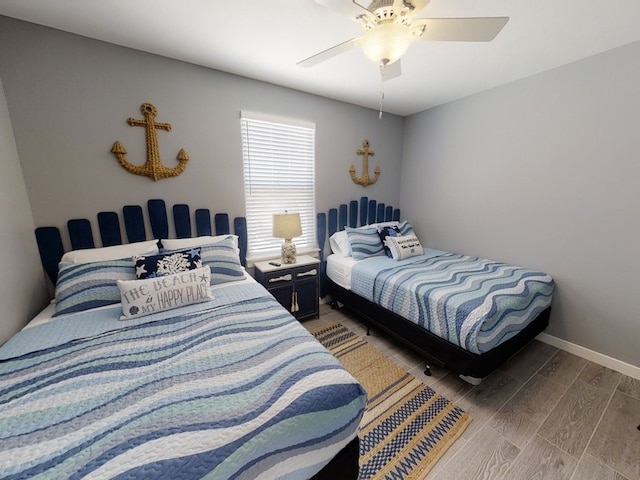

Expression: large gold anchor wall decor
xmin=349 ymin=139 xmax=380 ymax=187
xmin=111 ymin=103 xmax=189 ymax=181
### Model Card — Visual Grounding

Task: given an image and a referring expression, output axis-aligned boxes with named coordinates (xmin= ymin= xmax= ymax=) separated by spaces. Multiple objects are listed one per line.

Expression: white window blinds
xmin=240 ymin=112 xmax=316 ymax=259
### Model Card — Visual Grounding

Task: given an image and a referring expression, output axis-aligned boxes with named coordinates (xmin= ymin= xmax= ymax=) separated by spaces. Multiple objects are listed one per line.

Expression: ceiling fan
xmin=299 ymin=0 xmax=508 ymax=80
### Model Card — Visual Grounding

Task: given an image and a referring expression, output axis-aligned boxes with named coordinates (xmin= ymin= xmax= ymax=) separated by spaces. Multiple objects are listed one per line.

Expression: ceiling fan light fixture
xmin=360 ymin=22 xmax=414 ymax=66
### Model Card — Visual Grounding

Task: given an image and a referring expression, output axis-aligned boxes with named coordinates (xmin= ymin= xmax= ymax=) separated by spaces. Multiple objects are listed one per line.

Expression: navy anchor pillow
xmin=377 ymin=225 xmax=401 ymax=258
xmin=133 ymin=248 xmax=201 ymax=279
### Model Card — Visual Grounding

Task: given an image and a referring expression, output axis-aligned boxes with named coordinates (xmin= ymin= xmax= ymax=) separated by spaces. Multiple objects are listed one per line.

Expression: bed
xmin=0 ymin=200 xmax=366 ymax=479
xmin=316 ymin=197 xmax=554 ymax=383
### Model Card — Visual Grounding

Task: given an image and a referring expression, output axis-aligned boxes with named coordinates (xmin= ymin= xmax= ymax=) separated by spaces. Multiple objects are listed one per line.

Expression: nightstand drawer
xmin=294 ymin=266 xmax=318 ymax=280
xmin=264 ymin=271 xmax=294 ymax=285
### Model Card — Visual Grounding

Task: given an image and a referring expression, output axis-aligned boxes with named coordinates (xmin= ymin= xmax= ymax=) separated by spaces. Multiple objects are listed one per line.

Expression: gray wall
xmin=0 ymin=76 xmax=49 ymax=344
xmin=0 ymin=15 xmax=403 ymax=343
xmin=401 ymin=41 xmax=640 ymax=369
xmin=0 ymin=16 xmax=403 ymax=255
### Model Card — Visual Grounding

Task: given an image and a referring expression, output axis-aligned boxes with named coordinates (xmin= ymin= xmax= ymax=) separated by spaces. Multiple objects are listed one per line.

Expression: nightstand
xmin=254 ymin=255 xmax=320 ymax=320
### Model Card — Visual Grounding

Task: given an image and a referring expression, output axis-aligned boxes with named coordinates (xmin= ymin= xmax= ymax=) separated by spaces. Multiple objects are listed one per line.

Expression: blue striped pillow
xmin=54 ymin=258 xmax=136 ymax=316
xmin=397 ymin=221 xmax=415 ymax=236
xmin=345 ymin=226 xmax=386 ymax=260
xmin=163 ymin=236 xmax=245 ymax=285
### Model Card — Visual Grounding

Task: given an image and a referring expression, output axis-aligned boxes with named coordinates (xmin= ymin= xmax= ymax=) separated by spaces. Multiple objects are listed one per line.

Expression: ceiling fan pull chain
xmin=379 ymin=64 xmax=385 ymax=119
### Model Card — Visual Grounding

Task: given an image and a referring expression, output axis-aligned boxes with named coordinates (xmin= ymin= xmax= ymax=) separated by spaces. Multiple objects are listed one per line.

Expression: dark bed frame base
xmin=326 ymin=277 xmax=551 ymax=380
xmin=312 ymin=437 xmax=359 ymax=479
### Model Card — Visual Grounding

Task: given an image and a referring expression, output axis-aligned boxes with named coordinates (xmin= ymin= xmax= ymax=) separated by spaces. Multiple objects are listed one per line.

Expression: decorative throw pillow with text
xmin=387 ymin=234 xmax=424 ymax=261
xmin=117 ymin=265 xmax=213 ymax=319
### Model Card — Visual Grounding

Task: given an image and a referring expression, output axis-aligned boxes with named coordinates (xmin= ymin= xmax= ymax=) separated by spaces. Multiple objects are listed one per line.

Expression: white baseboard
xmin=537 ymin=333 xmax=640 ymax=380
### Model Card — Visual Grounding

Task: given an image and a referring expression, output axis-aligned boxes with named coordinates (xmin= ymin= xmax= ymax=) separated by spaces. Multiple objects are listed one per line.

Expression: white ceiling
xmin=1 ymin=0 xmax=639 ymax=116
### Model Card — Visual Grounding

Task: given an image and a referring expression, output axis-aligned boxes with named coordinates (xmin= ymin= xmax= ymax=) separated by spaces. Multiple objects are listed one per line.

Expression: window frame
xmin=240 ymin=111 xmax=317 ymax=262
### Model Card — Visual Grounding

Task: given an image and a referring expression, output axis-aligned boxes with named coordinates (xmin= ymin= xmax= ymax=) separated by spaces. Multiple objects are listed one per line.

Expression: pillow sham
xmin=397 ymin=220 xmax=415 ymax=236
xmin=118 ymin=265 xmax=213 ymax=320
xmin=161 ymin=234 xmax=239 ymax=251
xmin=162 ymin=236 xmax=245 ymax=285
xmin=345 ymin=225 xmax=386 ymax=260
xmin=386 ymin=234 xmax=424 ymax=261
xmin=329 ymin=230 xmax=351 ymax=257
xmin=377 ymin=225 xmax=401 ymax=258
xmin=60 ymin=239 xmax=159 ymax=264
xmin=134 ymin=248 xmax=201 ymax=279
xmin=53 ymin=258 xmax=137 ymax=316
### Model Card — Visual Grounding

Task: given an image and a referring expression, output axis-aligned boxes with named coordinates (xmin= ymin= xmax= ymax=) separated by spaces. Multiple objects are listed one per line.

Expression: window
xmin=240 ymin=112 xmax=316 ymax=260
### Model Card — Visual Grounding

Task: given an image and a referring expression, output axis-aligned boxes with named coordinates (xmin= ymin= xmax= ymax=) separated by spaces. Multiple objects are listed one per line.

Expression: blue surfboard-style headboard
xmin=315 ymin=196 xmax=400 ymax=297
xmin=35 ymin=199 xmax=248 ymax=285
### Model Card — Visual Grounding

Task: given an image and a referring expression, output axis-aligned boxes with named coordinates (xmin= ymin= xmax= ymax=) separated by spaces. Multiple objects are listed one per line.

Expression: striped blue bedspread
xmin=0 ymin=283 xmax=366 ymax=479
xmin=351 ymin=250 xmax=554 ymax=354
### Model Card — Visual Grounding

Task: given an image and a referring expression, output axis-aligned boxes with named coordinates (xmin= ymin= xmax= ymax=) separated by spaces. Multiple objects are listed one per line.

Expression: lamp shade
xmin=273 ymin=213 xmax=302 ymax=240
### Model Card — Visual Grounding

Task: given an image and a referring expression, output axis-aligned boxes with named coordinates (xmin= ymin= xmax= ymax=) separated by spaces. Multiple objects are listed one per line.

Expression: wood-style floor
xmin=302 ymin=303 xmax=640 ymax=480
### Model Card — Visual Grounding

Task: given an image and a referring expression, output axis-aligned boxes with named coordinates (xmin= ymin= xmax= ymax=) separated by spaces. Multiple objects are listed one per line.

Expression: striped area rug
xmin=312 ymin=322 xmax=471 ymax=480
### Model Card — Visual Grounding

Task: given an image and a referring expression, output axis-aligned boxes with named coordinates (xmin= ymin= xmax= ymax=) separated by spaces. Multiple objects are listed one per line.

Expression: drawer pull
xmin=269 ymin=274 xmax=292 ymax=283
xmin=297 ymin=269 xmax=317 ymax=278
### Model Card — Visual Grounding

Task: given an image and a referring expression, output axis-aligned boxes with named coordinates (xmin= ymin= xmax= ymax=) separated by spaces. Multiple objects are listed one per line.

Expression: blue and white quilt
xmin=0 ymin=282 xmax=366 ymax=479
xmin=351 ymin=249 xmax=554 ymax=354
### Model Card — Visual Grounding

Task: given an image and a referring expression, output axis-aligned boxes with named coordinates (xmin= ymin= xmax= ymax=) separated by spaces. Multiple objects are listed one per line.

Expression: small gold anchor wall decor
xmin=349 ymin=139 xmax=380 ymax=187
xmin=111 ymin=103 xmax=189 ymax=181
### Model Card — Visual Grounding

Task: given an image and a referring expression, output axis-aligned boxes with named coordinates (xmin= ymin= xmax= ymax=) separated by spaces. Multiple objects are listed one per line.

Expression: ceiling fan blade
xmin=298 ymin=38 xmax=359 ymax=67
xmin=415 ymin=17 xmax=509 ymax=42
xmin=380 ymin=60 xmax=401 ymax=81
xmin=406 ymin=0 xmax=431 ymax=14
xmin=396 ymin=0 xmax=431 ymax=21
xmin=315 ymin=0 xmax=377 ymax=23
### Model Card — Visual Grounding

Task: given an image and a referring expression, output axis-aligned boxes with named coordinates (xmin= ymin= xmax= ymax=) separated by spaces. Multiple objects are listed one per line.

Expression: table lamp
xmin=273 ymin=212 xmax=302 ymax=264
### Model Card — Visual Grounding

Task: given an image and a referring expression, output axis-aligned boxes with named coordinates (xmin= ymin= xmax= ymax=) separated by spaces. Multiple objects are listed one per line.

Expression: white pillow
xmin=329 ymin=230 xmax=351 ymax=257
xmin=60 ymin=239 xmax=159 ymax=264
xmin=386 ymin=234 xmax=424 ymax=261
xmin=161 ymin=234 xmax=239 ymax=251
xmin=117 ymin=265 xmax=213 ymax=319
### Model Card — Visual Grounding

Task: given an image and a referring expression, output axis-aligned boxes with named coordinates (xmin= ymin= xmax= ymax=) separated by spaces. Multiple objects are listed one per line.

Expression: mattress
xmin=22 ymin=300 xmax=56 ymax=330
xmin=346 ymin=251 xmax=554 ymax=354
xmin=326 ymin=254 xmax=360 ymax=289
xmin=0 ymin=280 xmax=367 ymax=479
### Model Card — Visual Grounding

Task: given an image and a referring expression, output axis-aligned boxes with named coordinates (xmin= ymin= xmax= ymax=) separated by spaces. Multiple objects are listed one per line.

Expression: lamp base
xmin=281 ymin=239 xmax=297 ymax=264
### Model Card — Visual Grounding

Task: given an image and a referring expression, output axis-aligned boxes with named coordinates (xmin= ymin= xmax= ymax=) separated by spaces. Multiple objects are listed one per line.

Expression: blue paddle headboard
xmin=315 ymin=196 xmax=400 ymax=296
xmin=35 ymin=199 xmax=248 ymax=285
xmin=36 ymin=196 xmax=397 ymax=293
